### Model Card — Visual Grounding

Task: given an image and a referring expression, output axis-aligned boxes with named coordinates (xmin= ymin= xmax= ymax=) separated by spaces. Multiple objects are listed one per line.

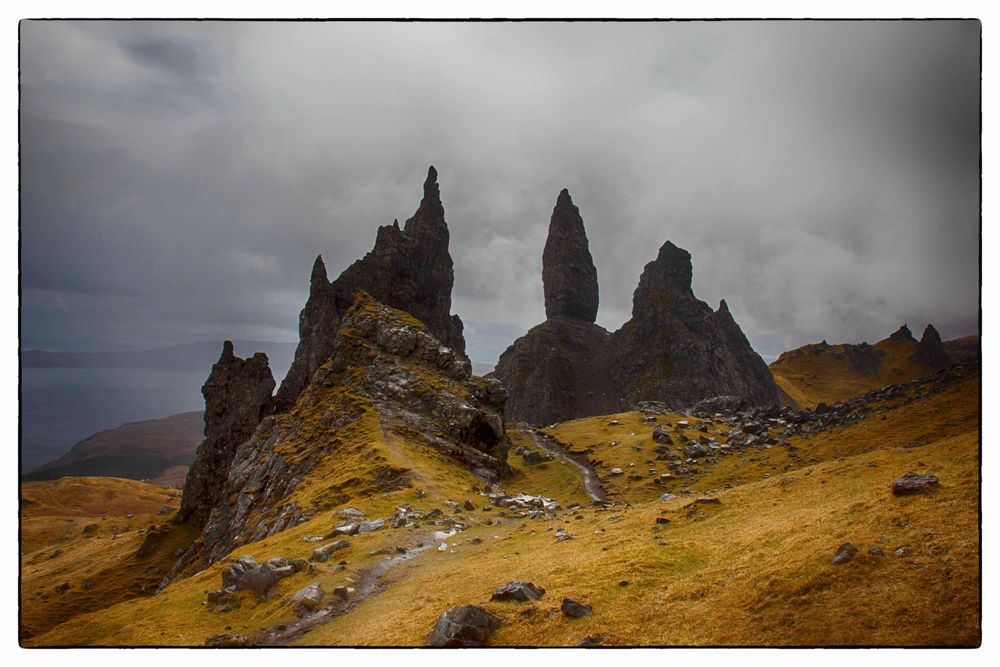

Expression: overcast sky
xmin=20 ymin=20 xmax=980 ymax=363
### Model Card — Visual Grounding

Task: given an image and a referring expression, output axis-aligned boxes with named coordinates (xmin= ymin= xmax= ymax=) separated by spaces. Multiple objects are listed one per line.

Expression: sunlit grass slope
xmin=28 ymin=369 xmax=978 ymax=647
xmin=769 ymin=333 xmax=938 ymax=408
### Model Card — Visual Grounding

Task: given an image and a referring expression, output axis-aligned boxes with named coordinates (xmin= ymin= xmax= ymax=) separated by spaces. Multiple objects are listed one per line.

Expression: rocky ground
xmin=21 ymin=360 xmax=980 ymax=646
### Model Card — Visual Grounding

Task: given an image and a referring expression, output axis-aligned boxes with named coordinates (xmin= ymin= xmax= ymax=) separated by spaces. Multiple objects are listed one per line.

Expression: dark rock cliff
xmin=176 ymin=342 xmax=275 ymax=529
xmin=493 ymin=195 xmax=779 ymax=424
xmin=914 ymin=324 xmax=952 ymax=369
xmin=275 ymin=166 xmax=466 ymax=411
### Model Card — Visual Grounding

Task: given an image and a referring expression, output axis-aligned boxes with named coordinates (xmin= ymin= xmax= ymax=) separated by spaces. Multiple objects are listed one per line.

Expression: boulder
xmin=491 ymin=581 xmax=546 ymax=602
xmin=290 ymin=582 xmax=324 ymax=617
xmin=891 ymin=471 xmax=939 ymax=496
xmin=832 ymin=542 xmax=859 ymax=565
xmin=426 ymin=605 xmax=502 ymax=647
xmin=561 ymin=597 xmax=593 ymax=618
xmin=310 ymin=540 xmax=349 ymax=563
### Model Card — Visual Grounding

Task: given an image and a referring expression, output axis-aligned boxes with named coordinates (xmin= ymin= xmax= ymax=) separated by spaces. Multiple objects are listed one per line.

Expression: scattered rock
xmin=204 ymin=633 xmax=247 ymax=647
xmin=576 ymin=633 xmax=611 ymax=647
xmin=82 ymin=523 xmax=98 ymax=534
xmin=310 ymin=540 xmax=350 ymax=562
xmin=290 ymin=582 xmax=324 ymax=617
xmin=832 ymin=542 xmax=859 ymax=565
xmin=491 ymin=581 xmax=546 ymax=602
xmin=891 ymin=471 xmax=940 ymax=496
xmin=561 ymin=597 xmax=592 ymax=618
xmin=426 ymin=605 xmax=502 ymax=647
xmin=221 ymin=555 xmax=299 ymax=599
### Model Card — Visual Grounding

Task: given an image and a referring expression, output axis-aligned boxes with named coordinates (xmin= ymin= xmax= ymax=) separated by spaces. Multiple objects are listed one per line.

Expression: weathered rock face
xmin=275 ymin=166 xmax=466 ymax=411
xmin=543 ymin=189 xmax=598 ymax=322
xmin=493 ymin=318 xmax=613 ymax=426
xmin=493 ymin=197 xmax=779 ymax=424
xmin=176 ymin=342 xmax=275 ymax=529
xmin=183 ymin=293 xmax=509 ymax=568
xmin=610 ymin=243 xmax=779 ymax=409
xmin=915 ymin=324 xmax=952 ymax=369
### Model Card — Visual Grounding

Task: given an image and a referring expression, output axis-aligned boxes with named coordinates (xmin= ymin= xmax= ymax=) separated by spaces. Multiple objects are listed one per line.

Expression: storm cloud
xmin=19 ymin=20 xmax=980 ymax=362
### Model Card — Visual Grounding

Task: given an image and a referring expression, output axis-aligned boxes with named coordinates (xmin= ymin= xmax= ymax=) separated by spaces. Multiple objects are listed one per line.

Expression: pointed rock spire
xmin=178 ymin=343 xmax=275 ymax=530
xmin=310 ymin=255 xmax=328 ymax=287
xmin=917 ymin=324 xmax=952 ymax=369
xmin=630 ymin=241 xmax=693 ymax=316
xmin=542 ymin=189 xmax=599 ymax=322
xmin=890 ymin=324 xmax=914 ymax=340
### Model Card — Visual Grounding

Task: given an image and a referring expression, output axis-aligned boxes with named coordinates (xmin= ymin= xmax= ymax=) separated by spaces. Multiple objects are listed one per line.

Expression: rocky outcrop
xmin=543 ymin=189 xmax=598 ymax=322
xmin=914 ymin=324 xmax=952 ymax=369
xmin=183 ymin=293 xmax=509 ymax=568
xmin=275 ymin=166 xmax=466 ymax=411
xmin=494 ymin=318 xmax=613 ymax=425
xmin=610 ymin=242 xmax=779 ymax=409
xmin=493 ymin=194 xmax=779 ymax=424
xmin=176 ymin=342 xmax=275 ymax=529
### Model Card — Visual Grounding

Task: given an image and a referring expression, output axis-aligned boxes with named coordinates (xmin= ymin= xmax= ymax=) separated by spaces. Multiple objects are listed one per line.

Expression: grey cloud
xmin=20 ymin=20 xmax=980 ymax=363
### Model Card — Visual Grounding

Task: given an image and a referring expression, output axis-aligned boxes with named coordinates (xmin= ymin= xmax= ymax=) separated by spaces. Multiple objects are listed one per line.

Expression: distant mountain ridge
xmin=23 ymin=411 xmax=204 ymax=484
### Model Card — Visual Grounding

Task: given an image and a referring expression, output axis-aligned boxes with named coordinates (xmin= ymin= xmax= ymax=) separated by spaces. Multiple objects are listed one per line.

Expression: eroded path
xmin=251 ymin=530 xmax=452 ymax=646
xmin=526 ymin=429 xmax=607 ymax=502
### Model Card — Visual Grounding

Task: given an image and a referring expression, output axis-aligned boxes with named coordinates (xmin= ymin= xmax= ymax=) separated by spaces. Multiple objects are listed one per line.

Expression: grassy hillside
xmin=769 ymin=332 xmax=939 ymax=409
xmin=19 ymin=477 xmax=195 ymax=641
xmin=23 ymin=368 xmax=979 ymax=647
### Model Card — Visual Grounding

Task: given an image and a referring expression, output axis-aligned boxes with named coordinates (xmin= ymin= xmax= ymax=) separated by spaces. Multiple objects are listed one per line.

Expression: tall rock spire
xmin=275 ymin=167 xmax=467 ymax=411
xmin=542 ymin=189 xmax=599 ymax=322
xmin=916 ymin=323 xmax=952 ymax=369
xmin=177 ymin=342 xmax=275 ymax=529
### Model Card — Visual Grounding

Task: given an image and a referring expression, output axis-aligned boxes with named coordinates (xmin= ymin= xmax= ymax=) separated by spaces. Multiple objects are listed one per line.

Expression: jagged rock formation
xmin=493 ymin=192 xmax=778 ymax=425
xmin=543 ymin=189 xmax=598 ymax=322
xmin=176 ymin=342 xmax=275 ymax=529
xmin=178 ymin=293 xmax=510 ymax=569
xmin=275 ymin=166 xmax=466 ymax=411
xmin=610 ymin=242 xmax=779 ymax=409
xmin=914 ymin=324 xmax=952 ymax=369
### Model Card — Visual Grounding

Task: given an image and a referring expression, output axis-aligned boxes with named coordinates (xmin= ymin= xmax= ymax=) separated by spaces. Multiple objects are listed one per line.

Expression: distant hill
xmin=769 ymin=325 xmax=963 ymax=408
xmin=944 ymin=335 xmax=980 ymax=365
xmin=23 ymin=411 xmax=204 ymax=485
xmin=22 ymin=340 xmax=296 ymax=378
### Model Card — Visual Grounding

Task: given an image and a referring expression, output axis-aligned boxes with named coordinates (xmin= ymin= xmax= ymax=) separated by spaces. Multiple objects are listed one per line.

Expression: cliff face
xmin=177 ymin=342 xmax=275 ymax=529
xmin=609 ymin=242 xmax=780 ymax=408
xmin=181 ymin=293 xmax=510 ymax=568
xmin=493 ymin=193 xmax=779 ymax=424
xmin=275 ymin=166 xmax=466 ymax=411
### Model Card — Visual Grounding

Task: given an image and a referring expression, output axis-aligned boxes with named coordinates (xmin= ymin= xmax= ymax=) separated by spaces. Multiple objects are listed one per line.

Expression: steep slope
xmin=276 ymin=166 xmax=466 ymax=410
xmin=770 ymin=324 xmax=956 ymax=408
xmin=168 ymin=292 xmax=510 ymax=576
xmin=23 ymin=411 xmax=204 ymax=483
xmin=28 ymin=363 xmax=978 ymax=647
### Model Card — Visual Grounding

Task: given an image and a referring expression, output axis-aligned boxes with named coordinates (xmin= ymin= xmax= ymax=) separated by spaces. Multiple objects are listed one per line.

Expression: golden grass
xmin=770 ymin=335 xmax=936 ymax=408
xmin=26 ymin=373 xmax=980 ymax=647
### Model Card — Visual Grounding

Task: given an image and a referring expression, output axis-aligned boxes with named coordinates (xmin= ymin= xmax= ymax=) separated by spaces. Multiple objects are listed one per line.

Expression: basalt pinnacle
xmin=542 ymin=189 xmax=599 ymax=323
xmin=275 ymin=166 xmax=467 ymax=410
xmin=493 ymin=195 xmax=779 ymax=424
xmin=916 ymin=324 xmax=952 ymax=369
xmin=177 ymin=342 xmax=275 ymax=529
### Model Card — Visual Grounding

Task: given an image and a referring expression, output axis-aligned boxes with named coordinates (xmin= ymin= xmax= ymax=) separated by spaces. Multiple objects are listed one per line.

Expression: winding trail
xmin=251 ymin=530 xmax=453 ymax=646
xmin=526 ymin=429 xmax=607 ymax=502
